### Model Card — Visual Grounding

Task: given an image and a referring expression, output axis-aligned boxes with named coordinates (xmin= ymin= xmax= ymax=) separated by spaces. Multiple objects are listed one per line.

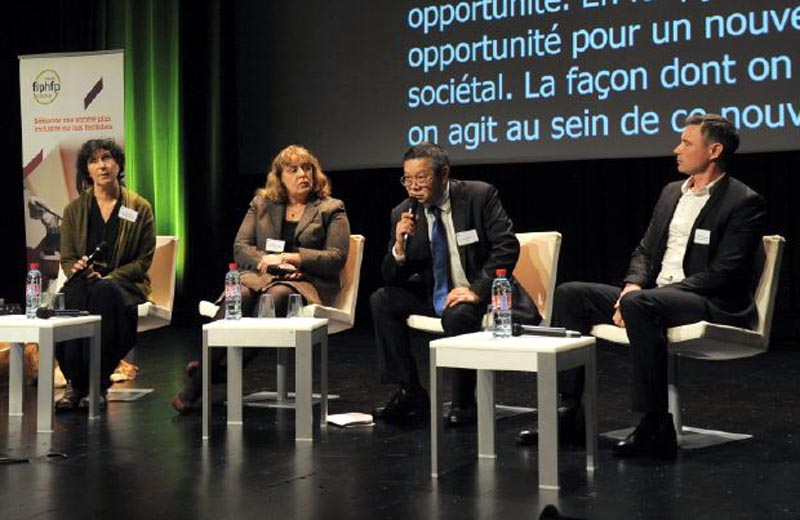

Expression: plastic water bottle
xmin=224 ymin=263 xmax=242 ymax=320
xmin=491 ymin=268 xmax=512 ymax=338
xmin=26 ymin=262 xmax=42 ymax=319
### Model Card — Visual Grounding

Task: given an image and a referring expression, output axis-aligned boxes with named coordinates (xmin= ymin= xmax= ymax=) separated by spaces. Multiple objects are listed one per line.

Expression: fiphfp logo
xmin=32 ymin=69 xmax=61 ymax=105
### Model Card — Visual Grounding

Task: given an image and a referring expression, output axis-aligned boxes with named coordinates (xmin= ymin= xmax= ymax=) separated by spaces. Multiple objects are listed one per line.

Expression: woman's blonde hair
xmin=258 ymin=145 xmax=331 ymax=203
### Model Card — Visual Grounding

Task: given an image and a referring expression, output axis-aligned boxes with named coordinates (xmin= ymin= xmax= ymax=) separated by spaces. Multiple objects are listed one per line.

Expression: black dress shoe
xmin=445 ymin=405 xmax=477 ymax=426
xmin=79 ymin=390 xmax=108 ymax=410
xmin=185 ymin=360 xmax=200 ymax=378
xmin=539 ymin=504 xmax=586 ymax=520
xmin=516 ymin=405 xmax=585 ymax=446
xmin=613 ymin=413 xmax=677 ymax=460
xmin=171 ymin=392 xmax=200 ymax=415
xmin=373 ymin=386 xmax=429 ymax=422
xmin=55 ymin=384 xmax=86 ymax=412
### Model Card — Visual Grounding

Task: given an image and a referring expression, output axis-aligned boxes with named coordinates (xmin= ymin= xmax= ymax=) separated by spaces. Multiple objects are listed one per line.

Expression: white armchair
xmin=406 ymin=231 xmax=563 ymax=332
xmin=593 ymin=235 xmax=786 ymax=449
xmin=136 ymin=236 xmax=179 ymax=332
xmin=49 ymin=235 xmax=179 ymax=385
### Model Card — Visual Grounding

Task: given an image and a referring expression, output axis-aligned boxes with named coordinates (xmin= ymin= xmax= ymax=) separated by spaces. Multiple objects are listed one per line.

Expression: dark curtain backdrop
xmin=0 ymin=0 xmax=101 ymax=308
xmin=1 ymin=1 xmax=797 ymax=345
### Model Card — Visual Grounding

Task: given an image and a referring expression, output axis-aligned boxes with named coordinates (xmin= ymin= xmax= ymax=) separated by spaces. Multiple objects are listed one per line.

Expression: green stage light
xmin=105 ymin=0 xmax=185 ymax=281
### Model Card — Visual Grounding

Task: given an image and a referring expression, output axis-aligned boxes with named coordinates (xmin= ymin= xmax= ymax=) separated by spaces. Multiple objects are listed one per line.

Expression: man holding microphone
xmin=370 ymin=142 xmax=538 ymax=425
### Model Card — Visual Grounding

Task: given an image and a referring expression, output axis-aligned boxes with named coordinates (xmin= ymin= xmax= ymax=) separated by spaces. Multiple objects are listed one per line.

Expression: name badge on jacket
xmin=456 ymin=229 xmax=479 ymax=246
xmin=266 ymin=238 xmax=286 ymax=253
xmin=694 ymin=229 xmax=711 ymax=245
xmin=119 ymin=206 xmax=138 ymax=223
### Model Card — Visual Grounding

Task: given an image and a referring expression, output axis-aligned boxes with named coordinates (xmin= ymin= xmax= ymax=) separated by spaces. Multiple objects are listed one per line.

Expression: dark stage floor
xmin=1 ymin=324 xmax=799 ymax=519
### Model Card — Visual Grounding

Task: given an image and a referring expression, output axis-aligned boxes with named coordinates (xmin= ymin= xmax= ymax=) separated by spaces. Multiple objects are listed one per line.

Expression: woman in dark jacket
xmin=56 ymin=138 xmax=155 ymax=410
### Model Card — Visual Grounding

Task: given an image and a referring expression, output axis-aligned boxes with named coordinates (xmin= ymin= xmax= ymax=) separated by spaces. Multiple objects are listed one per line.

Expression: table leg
xmin=477 ymin=369 xmax=496 ymax=459
xmin=430 ymin=349 xmax=444 ymax=478
xmin=276 ymin=349 xmax=288 ymax=401
xmin=9 ymin=343 xmax=24 ymax=416
xmin=37 ymin=329 xmax=55 ymax=433
xmin=202 ymin=331 xmax=211 ymax=440
xmin=88 ymin=321 xmax=102 ymax=420
xmin=320 ymin=331 xmax=328 ymax=427
xmin=227 ymin=346 xmax=243 ymax=426
xmin=584 ymin=344 xmax=599 ymax=472
xmin=295 ymin=333 xmax=313 ymax=442
xmin=537 ymin=352 xmax=559 ymax=490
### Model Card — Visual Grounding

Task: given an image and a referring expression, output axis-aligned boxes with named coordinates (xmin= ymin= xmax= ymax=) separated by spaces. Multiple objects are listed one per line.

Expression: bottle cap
xmin=228 ymin=262 xmax=238 ymax=270
xmin=29 ymin=263 xmax=40 ymax=270
xmin=495 ymin=269 xmax=506 ymax=277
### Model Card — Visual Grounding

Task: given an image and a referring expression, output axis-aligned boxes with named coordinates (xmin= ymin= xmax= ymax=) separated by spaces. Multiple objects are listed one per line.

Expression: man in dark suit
xmin=371 ymin=142 xmax=539 ymax=425
xmin=517 ymin=114 xmax=767 ymax=458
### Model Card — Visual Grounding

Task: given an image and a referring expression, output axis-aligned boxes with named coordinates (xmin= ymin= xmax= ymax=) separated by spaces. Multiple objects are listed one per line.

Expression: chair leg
xmin=602 ymin=353 xmax=753 ymax=449
xmin=238 ymin=349 xmax=340 ymax=409
xmin=668 ymin=353 xmax=683 ymax=435
xmin=664 ymin=353 xmax=753 ymax=449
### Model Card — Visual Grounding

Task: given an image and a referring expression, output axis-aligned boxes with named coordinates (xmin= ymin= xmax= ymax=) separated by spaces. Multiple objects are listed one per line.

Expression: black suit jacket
xmin=381 ymin=179 xmax=540 ymax=324
xmin=624 ymin=175 xmax=767 ymax=327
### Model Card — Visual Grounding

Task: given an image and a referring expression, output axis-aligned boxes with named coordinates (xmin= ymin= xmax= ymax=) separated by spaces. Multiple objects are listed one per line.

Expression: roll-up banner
xmin=19 ymin=50 xmax=124 ymax=290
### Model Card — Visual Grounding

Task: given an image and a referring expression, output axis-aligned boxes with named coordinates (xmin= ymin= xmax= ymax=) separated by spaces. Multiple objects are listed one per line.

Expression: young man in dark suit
xmin=517 ymin=114 xmax=767 ymax=459
xmin=371 ymin=142 xmax=539 ymax=425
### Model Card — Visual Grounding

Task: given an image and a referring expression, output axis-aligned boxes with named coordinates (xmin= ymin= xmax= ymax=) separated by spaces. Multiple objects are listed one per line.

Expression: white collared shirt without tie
xmin=655 ymin=174 xmax=725 ymax=287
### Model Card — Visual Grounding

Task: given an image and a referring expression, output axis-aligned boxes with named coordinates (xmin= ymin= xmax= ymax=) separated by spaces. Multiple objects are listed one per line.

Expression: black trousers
xmin=554 ymin=281 xmax=712 ymax=414
xmin=370 ymin=286 xmax=484 ymax=407
xmin=55 ymin=277 xmax=143 ymax=393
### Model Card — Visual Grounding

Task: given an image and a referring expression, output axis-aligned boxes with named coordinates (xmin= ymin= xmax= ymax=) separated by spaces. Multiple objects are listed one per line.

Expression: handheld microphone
xmin=60 ymin=241 xmax=107 ymax=291
xmin=402 ymin=198 xmax=419 ymax=249
xmin=36 ymin=307 xmax=90 ymax=319
xmin=511 ymin=323 xmax=581 ymax=338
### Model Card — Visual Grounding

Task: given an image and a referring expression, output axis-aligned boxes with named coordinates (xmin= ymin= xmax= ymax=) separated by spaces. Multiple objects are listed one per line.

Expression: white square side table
xmin=202 ymin=317 xmax=329 ymax=442
xmin=429 ymin=331 xmax=598 ymax=490
xmin=0 ymin=314 xmax=102 ymax=433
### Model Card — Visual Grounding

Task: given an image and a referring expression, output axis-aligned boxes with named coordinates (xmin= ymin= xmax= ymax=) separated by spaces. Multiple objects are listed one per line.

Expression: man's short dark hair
xmin=684 ymin=113 xmax=739 ymax=170
xmin=75 ymin=138 xmax=126 ymax=192
xmin=403 ymin=142 xmax=450 ymax=178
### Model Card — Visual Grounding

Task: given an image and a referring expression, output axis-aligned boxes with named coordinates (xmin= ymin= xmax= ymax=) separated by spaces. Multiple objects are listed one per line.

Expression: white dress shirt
xmin=656 ymin=174 xmax=725 ymax=287
xmin=393 ymin=182 xmax=470 ymax=289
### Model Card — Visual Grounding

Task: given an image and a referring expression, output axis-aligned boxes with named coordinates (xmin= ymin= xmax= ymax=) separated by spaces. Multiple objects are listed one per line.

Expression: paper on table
xmin=326 ymin=412 xmax=374 ymax=427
